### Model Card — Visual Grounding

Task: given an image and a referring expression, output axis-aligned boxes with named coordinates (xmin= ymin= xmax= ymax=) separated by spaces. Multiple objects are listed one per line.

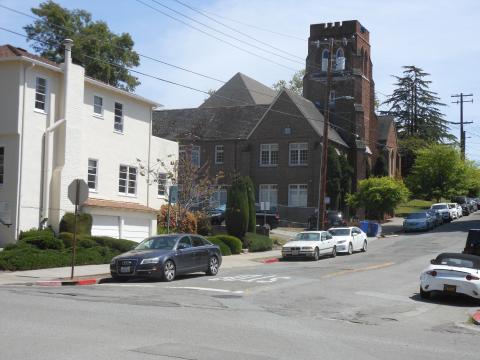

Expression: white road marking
xmin=209 ymin=274 xmax=291 ymax=283
xmin=166 ymin=286 xmax=244 ymax=294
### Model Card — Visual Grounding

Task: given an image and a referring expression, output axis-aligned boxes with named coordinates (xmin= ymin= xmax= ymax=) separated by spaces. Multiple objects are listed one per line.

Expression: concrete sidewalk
xmin=380 ymin=217 xmax=404 ymax=235
xmin=0 ymin=250 xmax=282 ymax=285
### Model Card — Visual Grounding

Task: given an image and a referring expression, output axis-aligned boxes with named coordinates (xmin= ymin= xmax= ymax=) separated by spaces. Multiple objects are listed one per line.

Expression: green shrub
xmin=225 ymin=178 xmax=249 ymax=239
xmin=78 ymin=238 xmax=97 ymax=248
xmin=242 ymin=177 xmax=256 ymax=233
xmin=213 ymin=235 xmax=242 ymax=254
xmin=58 ymin=232 xmax=74 ymax=248
xmin=246 ymin=232 xmax=273 ymax=252
xmin=19 ymin=228 xmax=54 ymax=240
xmin=90 ymin=236 xmax=136 ymax=253
xmin=195 ymin=212 xmax=212 ymax=236
xmin=20 ymin=234 xmax=64 ymax=250
xmin=207 ymin=237 xmax=231 ymax=256
xmin=59 ymin=213 xmax=92 ymax=235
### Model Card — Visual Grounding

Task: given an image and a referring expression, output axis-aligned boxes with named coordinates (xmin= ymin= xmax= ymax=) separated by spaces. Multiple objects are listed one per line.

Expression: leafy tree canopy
xmin=381 ymin=66 xmax=454 ymax=143
xmin=24 ymin=0 xmax=140 ymax=91
xmin=272 ymin=69 xmax=305 ymax=95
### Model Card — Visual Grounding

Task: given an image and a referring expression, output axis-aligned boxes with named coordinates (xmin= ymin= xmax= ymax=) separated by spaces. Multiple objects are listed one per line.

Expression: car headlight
xmin=141 ymin=257 xmax=160 ymax=264
xmin=337 ymin=240 xmax=346 ymax=244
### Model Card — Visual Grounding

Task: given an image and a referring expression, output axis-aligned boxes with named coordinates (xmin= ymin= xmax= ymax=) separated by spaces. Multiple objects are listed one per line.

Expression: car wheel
xmin=420 ymin=286 xmax=431 ymax=300
xmin=361 ymin=240 xmax=367 ymax=252
xmin=331 ymin=246 xmax=337 ymax=258
xmin=162 ymin=260 xmax=176 ymax=282
xmin=206 ymin=256 xmax=219 ymax=276
xmin=313 ymin=248 xmax=319 ymax=261
xmin=347 ymin=243 xmax=353 ymax=255
xmin=111 ymin=275 xmax=129 ymax=282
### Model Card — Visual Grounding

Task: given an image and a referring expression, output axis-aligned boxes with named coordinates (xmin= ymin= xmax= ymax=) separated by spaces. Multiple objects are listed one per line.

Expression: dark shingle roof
xmin=153 ymin=105 xmax=270 ymax=141
xmin=377 ymin=115 xmax=395 ymax=142
xmin=200 ymin=72 xmax=276 ymax=108
xmin=0 ymin=44 xmax=59 ymax=67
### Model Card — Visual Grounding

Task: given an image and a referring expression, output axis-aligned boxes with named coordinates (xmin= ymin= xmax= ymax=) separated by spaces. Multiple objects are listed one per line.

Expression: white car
xmin=448 ymin=203 xmax=459 ymax=219
xmin=420 ymin=253 xmax=480 ymax=300
xmin=430 ymin=203 xmax=453 ymax=222
xmin=329 ymin=227 xmax=368 ymax=255
xmin=282 ymin=231 xmax=336 ymax=260
xmin=455 ymin=203 xmax=463 ymax=218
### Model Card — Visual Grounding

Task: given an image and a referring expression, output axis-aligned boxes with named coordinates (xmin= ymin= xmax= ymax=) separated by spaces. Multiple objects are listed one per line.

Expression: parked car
xmin=448 ymin=203 xmax=459 ymax=219
xmin=255 ymin=204 xmax=280 ymax=229
xmin=452 ymin=196 xmax=471 ymax=216
xmin=419 ymin=252 xmax=480 ymax=300
xmin=426 ymin=209 xmax=443 ymax=227
xmin=403 ymin=212 xmax=435 ymax=232
xmin=307 ymin=210 xmax=347 ymax=230
xmin=468 ymin=198 xmax=478 ymax=212
xmin=455 ymin=203 xmax=463 ymax=218
xmin=430 ymin=203 xmax=453 ymax=222
xmin=463 ymin=229 xmax=480 ymax=256
xmin=281 ymin=231 xmax=336 ymax=260
xmin=110 ymin=234 xmax=222 ymax=282
xmin=208 ymin=204 xmax=226 ymax=225
xmin=328 ymin=227 xmax=368 ymax=255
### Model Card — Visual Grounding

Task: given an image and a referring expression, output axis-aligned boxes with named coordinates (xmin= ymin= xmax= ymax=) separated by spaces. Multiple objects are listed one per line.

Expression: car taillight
xmin=466 ymin=274 xmax=479 ymax=281
xmin=427 ymin=270 xmax=437 ymax=276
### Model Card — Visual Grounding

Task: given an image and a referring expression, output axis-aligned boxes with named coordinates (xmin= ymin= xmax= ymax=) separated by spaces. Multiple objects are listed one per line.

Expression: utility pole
xmin=451 ymin=93 xmax=473 ymax=160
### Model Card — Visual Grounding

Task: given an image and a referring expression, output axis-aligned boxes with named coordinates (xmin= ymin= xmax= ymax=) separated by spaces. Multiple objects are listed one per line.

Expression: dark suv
xmin=463 ymin=229 xmax=480 ymax=256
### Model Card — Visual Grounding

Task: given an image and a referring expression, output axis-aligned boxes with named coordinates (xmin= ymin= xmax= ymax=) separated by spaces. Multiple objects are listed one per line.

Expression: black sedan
xmin=110 ymin=234 xmax=222 ymax=282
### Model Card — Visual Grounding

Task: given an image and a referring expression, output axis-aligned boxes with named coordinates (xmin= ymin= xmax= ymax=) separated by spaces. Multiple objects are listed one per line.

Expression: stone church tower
xmin=303 ymin=20 xmax=378 ymax=186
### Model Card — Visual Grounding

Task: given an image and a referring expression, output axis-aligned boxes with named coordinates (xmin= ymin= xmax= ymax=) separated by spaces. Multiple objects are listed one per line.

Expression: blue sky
xmin=1 ymin=0 xmax=479 ymax=161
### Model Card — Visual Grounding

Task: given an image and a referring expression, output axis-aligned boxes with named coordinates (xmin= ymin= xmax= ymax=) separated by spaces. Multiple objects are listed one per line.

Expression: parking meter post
xmin=167 ymin=190 xmax=171 ymax=234
xmin=70 ymin=180 xmax=79 ymax=279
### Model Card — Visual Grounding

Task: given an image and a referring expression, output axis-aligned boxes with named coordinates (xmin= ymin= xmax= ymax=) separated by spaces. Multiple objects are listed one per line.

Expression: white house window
xmin=93 ymin=95 xmax=103 ymax=116
xmin=288 ymin=184 xmax=308 ymax=207
xmin=259 ymin=184 xmax=278 ymax=207
xmin=260 ymin=143 xmax=279 ymax=166
xmin=119 ymin=165 xmax=137 ymax=196
xmin=215 ymin=145 xmax=224 ymax=164
xmin=87 ymin=159 xmax=98 ymax=191
xmin=321 ymin=49 xmax=329 ymax=71
xmin=211 ymin=188 xmax=227 ymax=207
xmin=0 ymin=146 xmax=4 ymax=185
xmin=179 ymin=145 xmax=200 ymax=167
xmin=35 ymin=77 xmax=47 ymax=111
xmin=335 ymin=48 xmax=345 ymax=71
xmin=158 ymin=173 xmax=167 ymax=196
xmin=191 ymin=146 xmax=200 ymax=167
xmin=114 ymin=102 xmax=123 ymax=132
xmin=289 ymin=143 xmax=308 ymax=166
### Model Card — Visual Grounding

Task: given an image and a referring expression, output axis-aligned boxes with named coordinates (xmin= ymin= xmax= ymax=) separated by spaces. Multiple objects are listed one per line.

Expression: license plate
xmin=444 ymin=284 xmax=456 ymax=293
xmin=292 ymin=250 xmax=299 ymax=255
xmin=120 ymin=266 xmax=131 ymax=273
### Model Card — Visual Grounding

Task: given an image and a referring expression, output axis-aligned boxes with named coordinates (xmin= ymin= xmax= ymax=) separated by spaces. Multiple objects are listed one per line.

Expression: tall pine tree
xmin=381 ymin=66 xmax=454 ymax=143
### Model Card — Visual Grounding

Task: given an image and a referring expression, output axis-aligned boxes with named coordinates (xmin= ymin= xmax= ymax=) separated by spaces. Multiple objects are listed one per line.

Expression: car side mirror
xmin=177 ymin=244 xmax=186 ymax=250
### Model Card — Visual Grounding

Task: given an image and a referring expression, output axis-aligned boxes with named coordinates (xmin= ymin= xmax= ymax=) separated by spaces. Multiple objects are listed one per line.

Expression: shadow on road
xmin=98 ymin=273 xmax=207 ymax=284
xmin=410 ymin=292 xmax=480 ymax=307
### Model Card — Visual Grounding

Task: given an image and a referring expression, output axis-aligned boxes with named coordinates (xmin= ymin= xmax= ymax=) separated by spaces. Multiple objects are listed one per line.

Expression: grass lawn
xmin=395 ymin=199 xmax=434 ymax=217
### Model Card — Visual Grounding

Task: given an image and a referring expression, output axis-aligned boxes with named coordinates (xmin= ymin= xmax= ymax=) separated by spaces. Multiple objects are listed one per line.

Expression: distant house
xmin=377 ymin=115 xmax=401 ymax=177
xmin=0 ymin=42 xmax=177 ymax=245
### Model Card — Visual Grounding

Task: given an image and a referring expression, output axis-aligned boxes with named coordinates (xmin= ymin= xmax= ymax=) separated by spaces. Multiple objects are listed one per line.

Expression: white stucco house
xmin=0 ymin=41 xmax=178 ymax=245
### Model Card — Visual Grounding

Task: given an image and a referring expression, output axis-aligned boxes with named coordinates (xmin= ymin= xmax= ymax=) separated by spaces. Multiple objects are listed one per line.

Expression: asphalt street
xmin=1 ymin=213 xmax=480 ymax=360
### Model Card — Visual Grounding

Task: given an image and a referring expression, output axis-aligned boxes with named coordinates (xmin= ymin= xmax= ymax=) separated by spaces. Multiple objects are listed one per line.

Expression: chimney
xmin=63 ymin=38 xmax=73 ymax=64
xmin=62 ymin=39 xmax=73 ymax=119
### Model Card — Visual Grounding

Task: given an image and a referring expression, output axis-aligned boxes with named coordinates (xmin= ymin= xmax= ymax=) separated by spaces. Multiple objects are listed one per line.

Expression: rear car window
xmin=438 ymin=257 xmax=474 ymax=268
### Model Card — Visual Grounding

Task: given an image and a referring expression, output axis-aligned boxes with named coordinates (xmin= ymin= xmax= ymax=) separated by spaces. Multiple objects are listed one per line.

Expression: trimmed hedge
xmin=21 ymin=235 xmax=65 ymax=251
xmin=207 ymin=237 xmax=231 ymax=256
xmin=246 ymin=232 xmax=273 ymax=252
xmin=19 ymin=228 xmax=55 ymax=240
xmin=59 ymin=213 xmax=92 ymax=235
xmin=211 ymin=235 xmax=242 ymax=254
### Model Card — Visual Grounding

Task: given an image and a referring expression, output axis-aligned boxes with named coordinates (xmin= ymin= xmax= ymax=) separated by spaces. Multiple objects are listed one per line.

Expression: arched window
xmin=335 ymin=47 xmax=345 ymax=71
xmin=321 ymin=49 xmax=329 ymax=71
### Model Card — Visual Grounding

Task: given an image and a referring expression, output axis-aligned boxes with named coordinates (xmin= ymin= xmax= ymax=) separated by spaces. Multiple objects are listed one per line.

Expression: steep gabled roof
xmin=153 ymin=105 xmax=270 ymax=141
xmin=377 ymin=115 xmax=396 ymax=142
xmin=200 ymin=72 xmax=277 ymax=108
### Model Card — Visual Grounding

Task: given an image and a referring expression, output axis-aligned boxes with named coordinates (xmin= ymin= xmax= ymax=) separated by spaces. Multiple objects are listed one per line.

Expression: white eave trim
xmin=0 ymin=56 xmax=62 ymax=72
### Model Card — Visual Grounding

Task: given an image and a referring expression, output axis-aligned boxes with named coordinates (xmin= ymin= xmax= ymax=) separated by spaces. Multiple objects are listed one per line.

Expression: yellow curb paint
xmin=322 ymin=262 xmax=395 ymax=278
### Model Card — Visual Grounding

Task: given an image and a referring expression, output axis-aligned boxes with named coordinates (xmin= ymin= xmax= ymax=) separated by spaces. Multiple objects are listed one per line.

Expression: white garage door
xmin=122 ymin=217 xmax=150 ymax=242
xmin=91 ymin=215 xmax=120 ymax=238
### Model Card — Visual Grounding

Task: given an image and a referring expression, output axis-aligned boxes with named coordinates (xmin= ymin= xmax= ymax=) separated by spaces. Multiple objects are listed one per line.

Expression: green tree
xmin=406 ymin=144 xmax=467 ymax=201
xmin=272 ymin=69 xmax=305 ymax=95
xmin=327 ymin=147 xmax=342 ymax=209
xmin=398 ymin=136 xmax=432 ymax=177
xmin=464 ymin=161 xmax=480 ymax=197
xmin=372 ymin=155 xmax=388 ymax=177
xmin=381 ymin=66 xmax=454 ymax=143
xmin=347 ymin=177 xmax=410 ymax=220
xmin=241 ymin=177 xmax=256 ymax=232
xmin=24 ymin=1 xmax=140 ymax=91
xmin=225 ymin=179 xmax=249 ymax=242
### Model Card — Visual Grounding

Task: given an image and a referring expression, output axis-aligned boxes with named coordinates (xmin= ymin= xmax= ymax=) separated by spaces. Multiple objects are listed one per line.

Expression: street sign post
xmin=67 ymin=179 xmax=89 ymax=279
xmin=260 ymin=202 xmax=270 ymax=228
xmin=166 ymin=185 xmax=178 ymax=234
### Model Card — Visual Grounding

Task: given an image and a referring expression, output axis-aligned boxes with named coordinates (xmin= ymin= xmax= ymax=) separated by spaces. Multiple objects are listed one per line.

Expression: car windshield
xmin=295 ymin=233 xmax=320 ymax=241
xmin=329 ymin=229 xmax=350 ymax=236
xmin=135 ymin=236 xmax=178 ymax=250
xmin=432 ymin=204 xmax=447 ymax=210
xmin=407 ymin=213 xmax=427 ymax=219
xmin=435 ymin=257 xmax=475 ymax=269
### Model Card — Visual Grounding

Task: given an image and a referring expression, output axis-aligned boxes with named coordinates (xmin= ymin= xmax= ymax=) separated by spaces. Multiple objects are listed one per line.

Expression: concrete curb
xmin=262 ymin=258 xmax=280 ymax=264
xmin=35 ymin=278 xmax=99 ymax=287
xmin=470 ymin=310 xmax=480 ymax=325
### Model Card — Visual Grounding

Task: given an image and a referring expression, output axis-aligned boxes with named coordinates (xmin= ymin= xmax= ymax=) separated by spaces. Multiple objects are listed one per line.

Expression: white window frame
xmin=157 ymin=172 xmax=167 ymax=197
xmin=215 ymin=144 xmax=224 ymax=164
xmin=0 ymin=146 xmax=4 ymax=186
xmin=210 ymin=188 xmax=228 ymax=208
xmin=34 ymin=76 xmax=47 ymax=113
xmin=289 ymin=143 xmax=308 ymax=166
xmin=93 ymin=95 xmax=104 ymax=117
xmin=335 ymin=47 xmax=345 ymax=71
xmin=259 ymin=184 xmax=278 ymax=207
xmin=118 ymin=165 xmax=137 ymax=197
xmin=87 ymin=158 xmax=98 ymax=192
xmin=288 ymin=184 xmax=308 ymax=207
xmin=260 ymin=143 xmax=279 ymax=167
xmin=179 ymin=145 xmax=201 ymax=167
xmin=114 ymin=102 xmax=124 ymax=133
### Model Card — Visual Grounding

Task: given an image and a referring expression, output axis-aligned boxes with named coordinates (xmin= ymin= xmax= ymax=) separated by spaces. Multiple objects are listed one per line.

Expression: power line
xmin=451 ymin=93 xmax=474 ymax=160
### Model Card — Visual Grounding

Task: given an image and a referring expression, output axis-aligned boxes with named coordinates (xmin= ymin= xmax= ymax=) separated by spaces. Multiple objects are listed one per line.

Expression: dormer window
xmin=321 ymin=49 xmax=329 ymax=71
xmin=335 ymin=48 xmax=345 ymax=71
